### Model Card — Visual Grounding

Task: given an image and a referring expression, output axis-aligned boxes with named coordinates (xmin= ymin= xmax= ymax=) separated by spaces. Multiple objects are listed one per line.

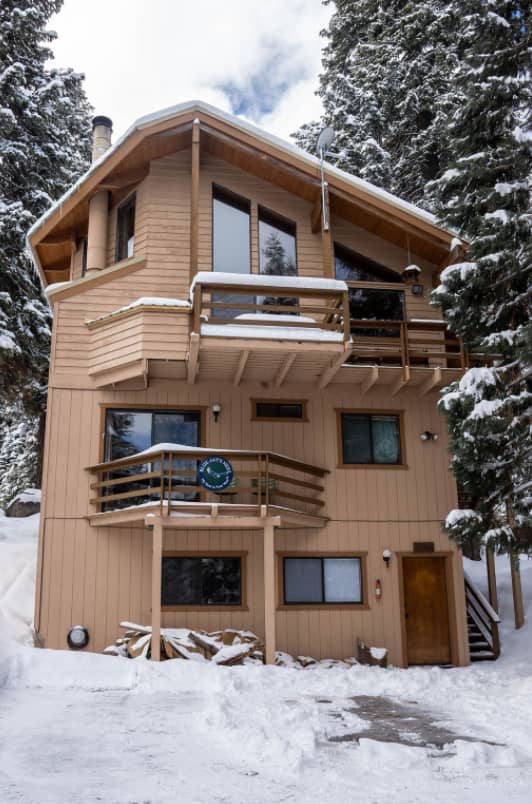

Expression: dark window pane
xmin=334 ymin=244 xmax=401 ymax=283
xmin=372 ymin=415 xmax=401 ymax=464
xmin=255 ymin=402 xmax=303 ymax=419
xmin=341 ymin=414 xmax=372 ymax=464
xmin=161 ymin=557 xmax=241 ymax=605
xmin=284 ymin=558 xmax=323 ymax=603
xmin=105 ymin=410 xmax=152 ymax=461
xmin=116 ymin=195 xmax=135 ymax=261
xmin=323 ymin=558 xmax=362 ymax=603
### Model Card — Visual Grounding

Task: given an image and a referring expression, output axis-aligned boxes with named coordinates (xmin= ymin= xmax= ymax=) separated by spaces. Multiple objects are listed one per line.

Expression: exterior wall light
xmin=212 ymin=403 xmax=221 ymax=422
xmin=411 ymin=283 xmax=424 ymax=296
xmin=382 ymin=549 xmax=392 ymax=568
xmin=420 ymin=431 xmax=439 ymax=442
xmin=67 ymin=625 xmax=89 ymax=650
xmin=401 ymin=264 xmax=422 ymax=283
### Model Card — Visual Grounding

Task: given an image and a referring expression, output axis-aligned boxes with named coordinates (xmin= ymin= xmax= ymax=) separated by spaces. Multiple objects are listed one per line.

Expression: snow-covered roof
xmin=28 ymin=100 xmax=456 ymax=245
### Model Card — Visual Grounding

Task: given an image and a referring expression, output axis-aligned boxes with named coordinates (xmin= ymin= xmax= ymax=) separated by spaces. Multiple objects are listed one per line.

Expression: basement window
xmin=252 ymin=400 xmax=307 ymax=421
xmin=161 ymin=555 xmax=242 ymax=606
xmin=283 ymin=557 xmax=363 ymax=605
xmin=115 ymin=194 xmax=136 ymax=261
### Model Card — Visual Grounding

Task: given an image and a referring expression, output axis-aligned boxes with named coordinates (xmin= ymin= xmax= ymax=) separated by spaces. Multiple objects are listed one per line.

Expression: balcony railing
xmin=88 ymin=447 xmax=329 ymax=519
xmin=191 ymin=276 xmax=350 ymax=340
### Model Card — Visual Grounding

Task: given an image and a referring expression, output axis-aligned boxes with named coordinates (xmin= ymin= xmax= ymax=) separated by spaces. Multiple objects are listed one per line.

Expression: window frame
xmin=278 ymin=552 xmax=368 ymax=610
xmin=251 ymin=399 xmax=308 ymax=422
xmin=336 ymin=408 xmax=407 ymax=469
xmin=81 ymin=237 xmax=88 ymax=277
xmin=161 ymin=551 xmax=248 ymax=611
xmin=115 ymin=193 xmax=136 ymax=263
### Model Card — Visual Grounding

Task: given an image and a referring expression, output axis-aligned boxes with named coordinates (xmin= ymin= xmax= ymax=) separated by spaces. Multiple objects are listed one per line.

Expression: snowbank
xmin=0 ymin=511 xmax=39 ymax=645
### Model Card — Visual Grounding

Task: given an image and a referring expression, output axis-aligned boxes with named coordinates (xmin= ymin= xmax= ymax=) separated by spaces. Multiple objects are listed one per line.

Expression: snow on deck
xmin=190 ymin=271 xmax=348 ymax=295
xmin=87 ymin=296 xmax=191 ymax=325
xmin=200 ymin=321 xmax=344 ymax=342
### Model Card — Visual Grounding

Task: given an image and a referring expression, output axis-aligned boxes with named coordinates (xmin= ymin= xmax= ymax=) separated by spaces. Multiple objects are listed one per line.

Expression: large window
xmin=258 ymin=206 xmax=297 ymax=310
xmin=116 ymin=194 xmax=136 ymax=262
xmin=335 ymin=243 xmax=405 ymax=333
xmin=212 ymin=185 xmax=251 ymax=317
xmin=103 ymin=408 xmax=202 ymax=508
xmin=283 ymin=557 xmax=363 ymax=605
xmin=162 ymin=555 xmax=242 ymax=606
xmin=339 ymin=411 xmax=403 ymax=466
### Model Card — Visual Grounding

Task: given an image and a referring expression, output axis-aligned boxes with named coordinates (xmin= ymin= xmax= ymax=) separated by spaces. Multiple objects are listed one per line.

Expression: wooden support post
xmin=419 ymin=366 xmax=442 ymax=396
xmin=486 ymin=546 xmax=499 ymax=613
xmin=151 ymin=519 xmax=163 ymax=661
xmin=263 ymin=520 xmax=276 ymax=665
xmin=510 ymin=553 xmax=525 ymax=629
xmin=318 ymin=345 xmax=353 ymax=388
xmin=187 ymin=332 xmax=200 ymax=384
xmin=190 ymin=119 xmax=200 ymax=282
xmin=342 ymin=290 xmax=351 ymax=341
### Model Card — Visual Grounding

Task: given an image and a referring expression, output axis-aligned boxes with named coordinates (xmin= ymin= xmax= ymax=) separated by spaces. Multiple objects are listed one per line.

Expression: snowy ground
xmin=1 ymin=511 xmax=532 ymax=803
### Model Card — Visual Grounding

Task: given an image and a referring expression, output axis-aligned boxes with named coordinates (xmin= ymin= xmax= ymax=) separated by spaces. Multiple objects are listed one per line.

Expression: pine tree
xmin=261 ymin=232 xmax=297 ymax=309
xmin=0 ymin=0 xmax=92 ymax=500
xmin=431 ymin=0 xmax=532 ymax=555
xmin=294 ymin=1 xmax=458 ymax=208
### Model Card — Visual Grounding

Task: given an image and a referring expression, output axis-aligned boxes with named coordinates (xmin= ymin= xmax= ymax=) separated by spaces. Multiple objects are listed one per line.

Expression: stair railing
xmin=464 ymin=572 xmax=501 ymax=659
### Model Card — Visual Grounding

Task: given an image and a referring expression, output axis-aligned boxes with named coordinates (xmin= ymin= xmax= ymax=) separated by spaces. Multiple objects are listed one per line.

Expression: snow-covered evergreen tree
xmin=431 ymin=0 xmax=532 ymax=554
xmin=294 ymin=1 xmax=458 ymax=208
xmin=0 ymin=0 xmax=92 ymax=497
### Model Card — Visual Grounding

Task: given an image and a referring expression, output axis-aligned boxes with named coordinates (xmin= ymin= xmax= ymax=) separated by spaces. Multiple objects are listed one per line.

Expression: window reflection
xmin=212 ymin=185 xmax=251 ymax=318
xmin=258 ymin=207 xmax=297 ymax=310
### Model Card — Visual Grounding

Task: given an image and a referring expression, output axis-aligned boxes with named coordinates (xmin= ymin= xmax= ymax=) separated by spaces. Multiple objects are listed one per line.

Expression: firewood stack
xmin=104 ymin=622 xmax=264 ymax=664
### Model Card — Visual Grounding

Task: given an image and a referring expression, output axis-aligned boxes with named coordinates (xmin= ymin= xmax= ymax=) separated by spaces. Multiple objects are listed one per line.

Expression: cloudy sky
xmin=50 ymin=0 xmax=332 ymax=142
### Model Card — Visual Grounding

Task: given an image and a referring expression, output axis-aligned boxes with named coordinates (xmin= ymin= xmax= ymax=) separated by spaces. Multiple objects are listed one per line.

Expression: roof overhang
xmin=28 ymin=100 xmax=461 ymax=285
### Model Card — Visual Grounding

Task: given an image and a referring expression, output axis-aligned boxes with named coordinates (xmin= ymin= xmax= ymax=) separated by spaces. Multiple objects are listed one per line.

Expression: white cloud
xmin=49 ymin=0 xmax=331 ymax=141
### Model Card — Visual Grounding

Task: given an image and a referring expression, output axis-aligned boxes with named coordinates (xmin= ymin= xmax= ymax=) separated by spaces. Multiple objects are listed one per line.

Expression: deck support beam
xmin=390 ymin=366 xmax=410 ymax=397
xmin=151 ymin=519 xmax=163 ymax=661
xmin=274 ymin=352 xmax=296 ymax=387
xmin=233 ymin=350 xmax=250 ymax=386
xmin=187 ymin=333 xmax=200 ymax=384
xmin=419 ymin=366 xmax=442 ymax=396
xmin=360 ymin=365 xmax=379 ymax=396
xmin=263 ymin=520 xmax=277 ymax=665
xmin=318 ymin=345 xmax=353 ymax=388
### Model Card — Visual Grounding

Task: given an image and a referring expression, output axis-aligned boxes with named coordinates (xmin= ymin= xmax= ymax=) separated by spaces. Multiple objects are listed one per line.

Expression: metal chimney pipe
xmin=91 ymin=115 xmax=113 ymax=163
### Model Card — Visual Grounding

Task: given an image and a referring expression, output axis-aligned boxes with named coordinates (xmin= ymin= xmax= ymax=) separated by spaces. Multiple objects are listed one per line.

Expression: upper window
xmin=334 ymin=244 xmax=401 ymax=284
xmin=340 ymin=412 xmax=402 ymax=466
xmin=162 ymin=555 xmax=242 ymax=606
xmin=259 ymin=206 xmax=297 ymax=278
xmin=212 ymin=185 xmax=251 ymax=275
xmin=116 ymin=195 xmax=136 ymax=262
xmin=252 ymin=400 xmax=306 ymax=421
xmin=283 ymin=557 xmax=363 ymax=605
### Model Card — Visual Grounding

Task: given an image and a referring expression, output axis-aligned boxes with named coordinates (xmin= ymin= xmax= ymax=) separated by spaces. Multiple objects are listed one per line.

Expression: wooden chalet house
xmin=28 ymin=101 xmax=499 ymax=666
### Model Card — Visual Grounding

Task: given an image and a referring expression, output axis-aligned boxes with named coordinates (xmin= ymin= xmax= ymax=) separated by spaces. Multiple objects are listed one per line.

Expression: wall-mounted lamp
xmin=212 ymin=403 xmax=221 ymax=423
xmin=420 ymin=431 xmax=439 ymax=442
xmin=411 ymin=283 xmax=424 ymax=296
xmin=67 ymin=625 xmax=89 ymax=650
xmin=402 ymin=264 xmax=422 ymax=283
xmin=382 ymin=549 xmax=392 ymax=568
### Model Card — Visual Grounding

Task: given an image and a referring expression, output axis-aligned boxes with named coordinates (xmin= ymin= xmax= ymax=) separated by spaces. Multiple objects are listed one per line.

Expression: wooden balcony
xmin=86 ymin=447 xmax=329 ymax=529
xmin=83 ymin=274 xmax=490 ymax=391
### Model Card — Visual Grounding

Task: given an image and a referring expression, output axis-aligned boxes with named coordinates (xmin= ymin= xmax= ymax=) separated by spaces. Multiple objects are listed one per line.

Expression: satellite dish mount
xmin=316 ymin=127 xmax=335 ymax=231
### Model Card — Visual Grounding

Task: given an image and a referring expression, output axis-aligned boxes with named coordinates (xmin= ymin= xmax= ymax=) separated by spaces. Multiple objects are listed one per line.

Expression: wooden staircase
xmin=465 ymin=573 xmax=501 ymax=661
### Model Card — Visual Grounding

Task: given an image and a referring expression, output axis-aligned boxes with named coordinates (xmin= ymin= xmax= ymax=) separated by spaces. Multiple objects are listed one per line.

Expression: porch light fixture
xmin=420 ymin=431 xmax=439 ymax=442
xmin=67 ymin=625 xmax=89 ymax=650
xmin=212 ymin=403 xmax=221 ymax=423
xmin=411 ymin=282 xmax=424 ymax=296
xmin=382 ymin=549 xmax=392 ymax=568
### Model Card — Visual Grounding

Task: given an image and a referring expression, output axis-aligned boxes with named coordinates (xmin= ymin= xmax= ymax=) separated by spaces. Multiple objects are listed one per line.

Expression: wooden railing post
xmin=342 ymin=291 xmax=351 ymax=341
xmin=159 ymin=451 xmax=165 ymax=517
xmin=167 ymin=452 xmax=173 ymax=518
xmin=265 ymin=454 xmax=270 ymax=509
xmin=193 ymin=283 xmax=202 ymax=334
xmin=400 ymin=321 xmax=408 ymax=370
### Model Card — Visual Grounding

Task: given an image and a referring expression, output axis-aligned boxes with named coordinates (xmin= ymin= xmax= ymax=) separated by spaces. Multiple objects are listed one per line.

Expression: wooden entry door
xmin=403 ymin=557 xmax=451 ymax=665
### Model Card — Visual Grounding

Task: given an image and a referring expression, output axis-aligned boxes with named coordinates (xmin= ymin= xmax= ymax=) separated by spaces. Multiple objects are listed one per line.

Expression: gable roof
xmin=28 ymin=100 xmax=460 ymax=283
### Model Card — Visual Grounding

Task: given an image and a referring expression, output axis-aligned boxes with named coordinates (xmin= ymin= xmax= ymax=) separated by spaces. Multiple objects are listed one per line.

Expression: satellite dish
xmin=316 ymin=126 xmax=335 ymax=156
